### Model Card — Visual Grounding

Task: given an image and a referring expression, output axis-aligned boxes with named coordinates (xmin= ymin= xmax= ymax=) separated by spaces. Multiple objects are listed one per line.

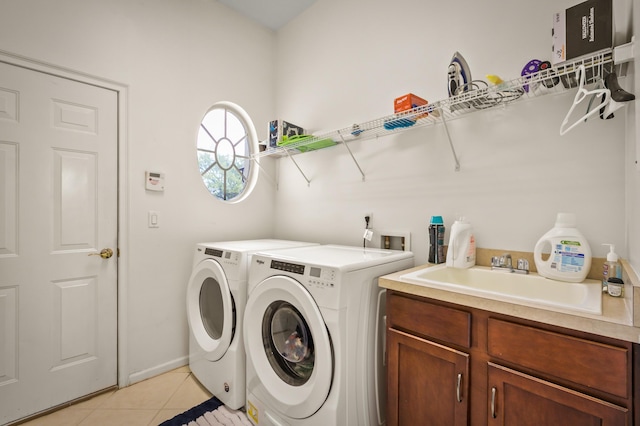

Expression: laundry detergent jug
xmin=446 ymin=218 xmax=476 ymax=269
xmin=533 ymin=213 xmax=591 ymax=282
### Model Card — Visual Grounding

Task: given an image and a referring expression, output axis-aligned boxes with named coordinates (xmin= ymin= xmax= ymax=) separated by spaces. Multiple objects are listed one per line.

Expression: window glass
xmin=262 ymin=301 xmax=315 ymax=386
xmin=199 ymin=277 xmax=224 ymax=339
xmin=196 ymin=102 xmax=258 ymax=202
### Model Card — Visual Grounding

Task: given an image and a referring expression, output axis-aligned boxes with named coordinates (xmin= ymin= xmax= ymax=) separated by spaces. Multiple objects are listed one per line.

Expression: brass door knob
xmin=88 ymin=248 xmax=113 ymax=259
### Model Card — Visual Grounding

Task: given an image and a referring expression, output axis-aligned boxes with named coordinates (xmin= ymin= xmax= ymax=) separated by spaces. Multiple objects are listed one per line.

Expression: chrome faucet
xmin=491 ymin=253 xmax=529 ymax=274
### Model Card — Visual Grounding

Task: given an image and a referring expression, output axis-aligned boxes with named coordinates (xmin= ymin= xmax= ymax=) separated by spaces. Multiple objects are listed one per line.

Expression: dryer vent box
xmin=380 ymin=231 xmax=411 ymax=251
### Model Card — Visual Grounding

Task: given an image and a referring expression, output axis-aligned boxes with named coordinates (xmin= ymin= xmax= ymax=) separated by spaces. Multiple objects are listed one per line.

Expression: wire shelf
xmin=253 ymin=49 xmax=613 ymax=161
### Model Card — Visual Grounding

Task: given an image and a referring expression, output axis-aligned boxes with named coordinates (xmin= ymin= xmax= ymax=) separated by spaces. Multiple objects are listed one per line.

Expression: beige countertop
xmin=380 ymin=260 xmax=640 ymax=344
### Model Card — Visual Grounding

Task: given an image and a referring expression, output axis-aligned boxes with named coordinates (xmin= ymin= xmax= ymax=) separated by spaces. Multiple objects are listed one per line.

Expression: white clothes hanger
xmin=559 ymin=64 xmax=611 ymax=135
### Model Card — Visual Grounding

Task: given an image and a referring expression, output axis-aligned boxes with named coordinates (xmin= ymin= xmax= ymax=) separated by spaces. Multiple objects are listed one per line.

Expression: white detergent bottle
xmin=533 ymin=213 xmax=591 ymax=282
xmin=446 ymin=217 xmax=476 ymax=269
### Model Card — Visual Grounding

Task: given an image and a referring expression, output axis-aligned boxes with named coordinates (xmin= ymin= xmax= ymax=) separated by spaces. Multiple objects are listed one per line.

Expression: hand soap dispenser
xmin=602 ymin=243 xmax=622 ymax=292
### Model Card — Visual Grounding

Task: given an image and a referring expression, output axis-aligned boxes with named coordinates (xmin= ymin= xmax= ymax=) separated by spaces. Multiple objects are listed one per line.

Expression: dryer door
xmin=244 ymin=275 xmax=333 ymax=419
xmin=187 ymin=259 xmax=235 ymax=361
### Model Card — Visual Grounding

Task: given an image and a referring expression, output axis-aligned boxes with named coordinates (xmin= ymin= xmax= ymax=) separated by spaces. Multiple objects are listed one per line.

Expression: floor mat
xmin=159 ymin=397 xmax=251 ymax=426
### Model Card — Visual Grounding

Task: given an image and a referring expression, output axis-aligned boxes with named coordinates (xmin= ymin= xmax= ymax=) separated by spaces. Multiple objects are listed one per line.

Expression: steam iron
xmin=447 ymin=51 xmax=472 ymax=97
xmin=600 ymin=72 xmax=635 ymax=120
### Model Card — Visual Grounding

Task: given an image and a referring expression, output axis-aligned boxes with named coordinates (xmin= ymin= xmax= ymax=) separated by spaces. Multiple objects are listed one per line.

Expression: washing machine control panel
xmin=270 ymin=261 xmax=337 ymax=287
xmin=270 ymin=260 xmax=305 ymax=275
xmin=308 ymin=266 xmax=337 ymax=287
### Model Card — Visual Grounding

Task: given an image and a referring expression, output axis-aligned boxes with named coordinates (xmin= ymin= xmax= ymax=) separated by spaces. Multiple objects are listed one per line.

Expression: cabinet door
xmin=488 ymin=363 xmax=628 ymax=426
xmin=387 ymin=329 xmax=469 ymax=426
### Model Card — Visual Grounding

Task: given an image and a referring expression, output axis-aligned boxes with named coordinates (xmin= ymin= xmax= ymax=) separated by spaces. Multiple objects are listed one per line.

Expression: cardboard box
xmin=268 ymin=120 xmax=305 ymax=148
xmin=552 ymin=0 xmax=613 ymax=65
xmin=394 ymin=93 xmax=428 ymax=114
xmin=394 ymin=93 xmax=430 ymax=123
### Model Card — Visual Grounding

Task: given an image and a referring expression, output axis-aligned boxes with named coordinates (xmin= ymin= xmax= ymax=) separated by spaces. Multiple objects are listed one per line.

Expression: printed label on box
xmin=269 ymin=120 xmax=305 ymax=148
xmin=552 ymin=0 xmax=612 ymax=65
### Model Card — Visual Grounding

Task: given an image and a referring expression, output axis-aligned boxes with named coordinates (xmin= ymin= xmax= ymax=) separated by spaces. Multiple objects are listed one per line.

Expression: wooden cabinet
xmin=387 ymin=328 xmax=469 ymax=426
xmin=386 ymin=290 xmax=635 ymax=426
xmin=488 ymin=363 xmax=627 ymax=425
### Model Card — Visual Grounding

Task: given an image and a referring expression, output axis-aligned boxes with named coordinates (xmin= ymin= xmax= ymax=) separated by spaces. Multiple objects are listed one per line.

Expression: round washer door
xmin=186 ymin=259 xmax=235 ymax=361
xmin=244 ymin=275 xmax=333 ymax=419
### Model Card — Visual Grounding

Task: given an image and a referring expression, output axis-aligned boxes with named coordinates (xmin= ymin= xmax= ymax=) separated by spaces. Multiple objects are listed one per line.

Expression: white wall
xmin=0 ymin=0 xmax=278 ymax=382
xmin=1 ymin=0 xmax=637 ymax=389
xmin=273 ymin=0 xmax=637 ymax=269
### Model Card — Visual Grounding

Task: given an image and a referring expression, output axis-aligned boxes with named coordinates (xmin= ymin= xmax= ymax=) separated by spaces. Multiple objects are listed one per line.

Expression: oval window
xmin=197 ymin=102 xmax=259 ymax=202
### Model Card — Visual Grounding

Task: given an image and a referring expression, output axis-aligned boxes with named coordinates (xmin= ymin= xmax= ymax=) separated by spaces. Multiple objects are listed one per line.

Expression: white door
xmin=0 ymin=61 xmax=118 ymax=424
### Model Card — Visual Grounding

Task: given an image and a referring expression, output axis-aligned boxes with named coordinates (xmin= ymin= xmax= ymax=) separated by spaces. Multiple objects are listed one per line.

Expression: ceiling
xmin=217 ymin=0 xmax=318 ymax=30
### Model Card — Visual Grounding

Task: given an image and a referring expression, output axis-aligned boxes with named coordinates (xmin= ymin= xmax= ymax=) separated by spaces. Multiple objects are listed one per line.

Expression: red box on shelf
xmin=394 ymin=93 xmax=429 ymax=118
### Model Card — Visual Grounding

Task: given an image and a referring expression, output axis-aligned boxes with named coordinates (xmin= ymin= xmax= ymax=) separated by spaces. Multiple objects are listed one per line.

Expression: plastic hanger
xmin=559 ymin=65 xmax=610 ymax=135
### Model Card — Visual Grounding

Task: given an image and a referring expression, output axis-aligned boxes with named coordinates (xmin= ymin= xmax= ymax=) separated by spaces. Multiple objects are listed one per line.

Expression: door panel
xmin=0 ymin=60 xmax=118 ymax=424
xmin=53 ymin=149 xmax=97 ymax=250
xmin=387 ymin=328 xmax=469 ymax=426
xmin=0 ymin=141 xmax=18 ymax=256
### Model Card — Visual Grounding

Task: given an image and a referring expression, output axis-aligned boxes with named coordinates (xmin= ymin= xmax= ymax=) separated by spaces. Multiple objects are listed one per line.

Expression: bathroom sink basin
xmin=398 ymin=264 xmax=602 ymax=315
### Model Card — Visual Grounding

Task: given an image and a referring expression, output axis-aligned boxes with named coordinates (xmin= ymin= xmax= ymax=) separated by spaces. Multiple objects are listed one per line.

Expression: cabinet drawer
xmin=388 ymin=293 xmax=471 ymax=348
xmin=487 ymin=318 xmax=629 ymax=398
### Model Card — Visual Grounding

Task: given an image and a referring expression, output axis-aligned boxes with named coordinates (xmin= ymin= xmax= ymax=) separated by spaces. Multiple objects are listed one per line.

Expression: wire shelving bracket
xmin=254 ymin=49 xmax=615 ymax=181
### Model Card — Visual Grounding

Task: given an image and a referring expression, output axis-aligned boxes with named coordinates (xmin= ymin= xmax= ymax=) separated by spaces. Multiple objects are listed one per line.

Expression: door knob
xmin=88 ymin=248 xmax=113 ymax=259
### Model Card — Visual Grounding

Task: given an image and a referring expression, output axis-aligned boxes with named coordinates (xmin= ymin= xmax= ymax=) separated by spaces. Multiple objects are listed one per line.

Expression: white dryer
xmin=187 ymin=239 xmax=316 ymax=409
xmin=244 ymin=245 xmax=414 ymax=425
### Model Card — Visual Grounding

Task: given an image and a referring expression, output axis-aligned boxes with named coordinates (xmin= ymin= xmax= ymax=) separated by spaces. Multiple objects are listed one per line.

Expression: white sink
xmin=398 ymin=264 xmax=602 ymax=315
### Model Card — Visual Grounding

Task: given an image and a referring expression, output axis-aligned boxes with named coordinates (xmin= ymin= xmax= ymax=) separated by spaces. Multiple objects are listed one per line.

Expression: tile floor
xmin=17 ymin=366 xmax=212 ymax=426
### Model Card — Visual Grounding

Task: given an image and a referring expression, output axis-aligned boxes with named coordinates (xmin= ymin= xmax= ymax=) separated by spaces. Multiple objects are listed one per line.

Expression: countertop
xmin=380 ymin=261 xmax=640 ymax=344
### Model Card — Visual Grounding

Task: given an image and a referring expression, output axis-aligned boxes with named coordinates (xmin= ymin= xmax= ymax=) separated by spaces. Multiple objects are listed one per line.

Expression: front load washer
xmin=187 ymin=239 xmax=316 ymax=409
xmin=244 ymin=245 xmax=414 ymax=425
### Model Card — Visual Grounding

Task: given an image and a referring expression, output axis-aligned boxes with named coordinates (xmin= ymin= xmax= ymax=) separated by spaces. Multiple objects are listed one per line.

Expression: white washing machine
xmin=187 ymin=239 xmax=316 ymax=409
xmin=243 ymin=245 xmax=414 ymax=425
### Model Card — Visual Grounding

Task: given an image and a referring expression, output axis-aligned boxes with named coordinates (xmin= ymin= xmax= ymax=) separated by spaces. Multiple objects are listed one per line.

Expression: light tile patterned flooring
xmin=18 ymin=366 xmax=212 ymax=426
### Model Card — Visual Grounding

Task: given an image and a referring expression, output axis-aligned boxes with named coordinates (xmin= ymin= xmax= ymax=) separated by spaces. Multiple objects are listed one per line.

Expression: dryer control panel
xmin=205 ymin=247 xmax=239 ymax=265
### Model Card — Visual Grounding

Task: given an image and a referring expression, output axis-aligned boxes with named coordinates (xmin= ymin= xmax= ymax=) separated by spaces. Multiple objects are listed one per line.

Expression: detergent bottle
xmin=446 ymin=217 xmax=476 ymax=269
xmin=533 ymin=213 xmax=591 ymax=282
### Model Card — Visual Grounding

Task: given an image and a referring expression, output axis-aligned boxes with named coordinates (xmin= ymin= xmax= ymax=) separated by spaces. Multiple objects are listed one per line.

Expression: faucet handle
xmin=516 ymin=258 xmax=530 ymax=273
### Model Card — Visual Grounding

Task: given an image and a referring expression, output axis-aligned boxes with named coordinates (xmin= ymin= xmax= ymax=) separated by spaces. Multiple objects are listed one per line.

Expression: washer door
xmin=244 ymin=275 xmax=333 ymax=419
xmin=187 ymin=259 xmax=235 ymax=361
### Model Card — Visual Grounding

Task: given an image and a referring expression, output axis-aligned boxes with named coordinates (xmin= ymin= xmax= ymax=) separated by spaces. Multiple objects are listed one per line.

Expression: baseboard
xmin=127 ymin=356 xmax=189 ymax=386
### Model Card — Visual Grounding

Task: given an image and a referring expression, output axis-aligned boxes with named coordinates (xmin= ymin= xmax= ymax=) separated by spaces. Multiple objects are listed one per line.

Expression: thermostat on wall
xmin=145 ymin=171 xmax=165 ymax=191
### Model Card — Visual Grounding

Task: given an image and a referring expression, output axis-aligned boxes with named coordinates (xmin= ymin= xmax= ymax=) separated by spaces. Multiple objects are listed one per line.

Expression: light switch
xmin=148 ymin=211 xmax=160 ymax=228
